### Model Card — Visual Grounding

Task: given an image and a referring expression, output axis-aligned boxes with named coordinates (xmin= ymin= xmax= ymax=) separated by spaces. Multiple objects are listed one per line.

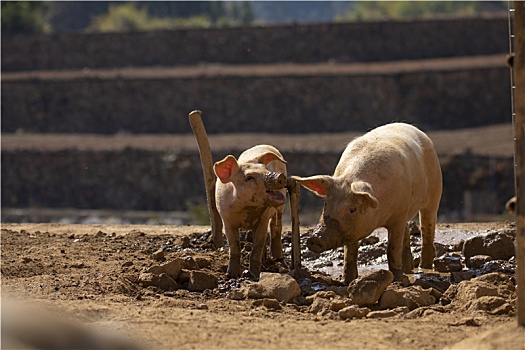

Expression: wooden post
xmin=287 ymin=178 xmax=302 ymax=269
xmin=512 ymin=1 xmax=525 ymax=327
xmin=188 ymin=110 xmax=224 ymax=248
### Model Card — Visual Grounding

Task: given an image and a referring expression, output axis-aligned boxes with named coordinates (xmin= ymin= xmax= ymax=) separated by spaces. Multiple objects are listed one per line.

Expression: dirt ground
xmin=1 ymin=221 xmax=524 ymax=350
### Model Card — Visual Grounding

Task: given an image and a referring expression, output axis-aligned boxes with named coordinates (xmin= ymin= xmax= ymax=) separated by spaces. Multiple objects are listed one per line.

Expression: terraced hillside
xmin=1 ymin=16 xmax=516 ymax=222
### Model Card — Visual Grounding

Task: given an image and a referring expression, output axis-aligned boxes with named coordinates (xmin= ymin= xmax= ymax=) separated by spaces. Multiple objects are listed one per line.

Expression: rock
xmin=347 ymin=270 xmax=393 ymax=306
xmin=121 ymin=261 xmax=134 ymax=267
xmin=194 ymin=257 xmax=212 ymax=269
xmin=469 ymin=255 xmax=493 ymax=269
xmin=145 ymin=258 xmax=183 ymax=281
xmin=196 ymin=303 xmax=208 ymax=310
xmin=253 ymin=298 xmax=282 ymax=310
xmin=338 ymin=305 xmax=370 ymax=320
xmin=450 ymin=270 xmax=476 ymax=283
xmin=161 ymin=259 xmax=184 ymax=280
xmin=227 ymin=289 xmax=245 ymax=300
xmin=360 ymin=236 xmax=379 ymax=245
xmin=240 ymin=273 xmax=301 ymax=303
xmin=174 ymin=236 xmax=191 ymax=248
xmin=329 ymin=300 xmax=347 ymax=312
xmin=443 ymin=272 xmax=516 ymax=314
xmin=467 ymin=296 xmax=513 ymax=315
xmin=308 ymin=298 xmax=332 ymax=315
xmin=188 ymin=271 xmax=218 ymax=292
xmin=152 ymin=248 xmax=165 ymax=262
xmin=433 ymin=253 xmax=463 ymax=272
xmin=326 ymin=285 xmax=350 ymax=297
xmin=462 ymin=230 xmax=515 ymax=264
xmin=413 ymin=274 xmax=451 ymax=293
xmin=366 ymin=309 xmax=399 ymax=319
xmin=138 ymin=272 xmax=180 ymax=291
xmin=182 ymin=256 xmax=199 ymax=270
xmin=477 ymin=260 xmax=516 ymax=276
xmin=434 ymin=242 xmax=449 ymax=257
xmin=378 ymin=285 xmax=436 ymax=310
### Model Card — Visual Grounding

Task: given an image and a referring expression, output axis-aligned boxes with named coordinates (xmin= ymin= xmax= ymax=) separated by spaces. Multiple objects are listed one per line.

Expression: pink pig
xmin=293 ymin=123 xmax=442 ymax=283
xmin=214 ymin=145 xmax=287 ymax=279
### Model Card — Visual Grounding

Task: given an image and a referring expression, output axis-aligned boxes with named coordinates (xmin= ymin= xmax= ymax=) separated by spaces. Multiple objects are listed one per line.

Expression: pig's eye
xmin=245 ymin=175 xmax=255 ymax=182
xmin=349 ymin=207 xmax=357 ymax=214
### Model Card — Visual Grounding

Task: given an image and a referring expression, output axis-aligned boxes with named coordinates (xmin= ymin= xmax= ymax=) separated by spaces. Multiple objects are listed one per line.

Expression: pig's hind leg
xmin=419 ymin=208 xmax=437 ymax=269
xmin=343 ymin=242 xmax=359 ymax=284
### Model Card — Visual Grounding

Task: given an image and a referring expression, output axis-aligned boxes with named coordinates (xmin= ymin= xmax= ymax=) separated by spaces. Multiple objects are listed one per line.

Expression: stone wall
xmin=1 ymin=65 xmax=511 ymax=134
xmin=1 ymin=16 xmax=509 ymax=71
xmin=1 ymin=148 xmax=515 ymax=220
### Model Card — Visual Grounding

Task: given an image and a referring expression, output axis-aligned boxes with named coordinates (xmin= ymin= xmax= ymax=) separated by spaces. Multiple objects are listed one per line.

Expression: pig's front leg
xmin=248 ymin=219 xmax=270 ymax=279
xmin=269 ymin=205 xmax=284 ymax=260
xmin=224 ymin=225 xmax=242 ymax=278
xmin=402 ymin=224 xmax=414 ymax=273
xmin=343 ymin=242 xmax=359 ymax=284
xmin=386 ymin=223 xmax=405 ymax=281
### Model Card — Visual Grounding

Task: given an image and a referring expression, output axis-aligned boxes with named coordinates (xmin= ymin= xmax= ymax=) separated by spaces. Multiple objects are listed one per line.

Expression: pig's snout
xmin=306 ymin=216 xmax=344 ymax=253
xmin=264 ymin=172 xmax=287 ymax=191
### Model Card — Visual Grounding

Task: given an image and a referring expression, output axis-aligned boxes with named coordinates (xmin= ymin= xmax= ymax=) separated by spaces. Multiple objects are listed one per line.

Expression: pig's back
xmin=337 ymin=123 xmax=441 ymax=210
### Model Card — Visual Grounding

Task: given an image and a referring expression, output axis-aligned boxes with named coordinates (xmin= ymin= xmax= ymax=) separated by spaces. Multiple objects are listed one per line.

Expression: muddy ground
xmin=1 ymin=222 xmax=524 ymax=350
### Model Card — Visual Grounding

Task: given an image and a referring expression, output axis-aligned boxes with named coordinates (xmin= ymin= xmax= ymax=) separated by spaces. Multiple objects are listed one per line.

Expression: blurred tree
xmin=337 ymin=1 xmax=507 ymax=21
xmin=1 ymin=1 xmax=52 ymax=34
xmin=86 ymin=1 xmax=254 ymax=32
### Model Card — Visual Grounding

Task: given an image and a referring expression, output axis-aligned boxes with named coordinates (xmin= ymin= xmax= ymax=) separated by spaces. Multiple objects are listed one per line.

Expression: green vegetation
xmin=87 ymin=2 xmax=254 ymax=33
xmin=2 ymin=1 xmax=508 ymax=34
xmin=1 ymin=1 xmax=52 ymax=34
xmin=337 ymin=1 xmax=507 ymax=21
xmin=189 ymin=203 xmax=211 ymax=225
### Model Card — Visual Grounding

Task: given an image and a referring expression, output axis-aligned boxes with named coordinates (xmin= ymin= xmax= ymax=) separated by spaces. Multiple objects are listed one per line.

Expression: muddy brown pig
xmin=214 ymin=144 xmax=287 ymax=279
xmin=292 ymin=123 xmax=442 ymax=283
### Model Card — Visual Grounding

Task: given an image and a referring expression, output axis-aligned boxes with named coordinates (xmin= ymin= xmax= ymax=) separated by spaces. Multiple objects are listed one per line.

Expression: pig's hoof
xmin=393 ymin=274 xmax=411 ymax=287
xmin=306 ymin=237 xmax=325 ymax=253
xmin=241 ymin=269 xmax=259 ymax=281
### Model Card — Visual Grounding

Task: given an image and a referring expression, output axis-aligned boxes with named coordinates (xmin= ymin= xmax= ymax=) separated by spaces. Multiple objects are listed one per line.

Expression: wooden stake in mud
xmin=188 ymin=110 xmax=224 ymax=248
xmin=287 ymin=178 xmax=302 ymax=269
xmin=512 ymin=1 xmax=525 ymax=327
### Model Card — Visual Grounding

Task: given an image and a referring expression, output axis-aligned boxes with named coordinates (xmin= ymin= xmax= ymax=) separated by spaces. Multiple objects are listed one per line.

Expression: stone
xmin=413 ymin=274 xmax=451 ymax=293
xmin=227 ymin=289 xmax=245 ymax=300
xmin=253 ymin=298 xmax=282 ymax=310
xmin=366 ymin=309 xmax=399 ymax=319
xmin=338 ymin=305 xmax=370 ymax=320
xmin=161 ymin=259 xmax=184 ymax=280
xmin=240 ymin=273 xmax=301 ymax=303
xmin=138 ymin=272 xmax=180 ymax=291
xmin=462 ymin=230 xmax=515 ymax=264
xmin=347 ymin=270 xmax=394 ymax=306
xmin=378 ymin=285 xmax=436 ymax=310
xmin=469 ymin=255 xmax=493 ymax=269
xmin=443 ymin=273 xmax=516 ymax=313
xmin=188 ymin=271 xmax=218 ymax=292
xmin=152 ymin=248 xmax=165 ymax=261
xmin=433 ymin=253 xmax=463 ymax=272
xmin=174 ymin=236 xmax=191 ymax=248
xmin=182 ymin=256 xmax=199 ymax=270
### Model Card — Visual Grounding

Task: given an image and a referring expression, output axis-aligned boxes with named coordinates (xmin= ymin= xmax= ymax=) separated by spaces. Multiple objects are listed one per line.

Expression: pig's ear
xmin=351 ymin=181 xmax=379 ymax=209
xmin=214 ymin=155 xmax=239 ymax=183
xmin=291 ymin=175 xmax=332 ymax=197
xmin=256 ymin=152 xmax=287 ymax=165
